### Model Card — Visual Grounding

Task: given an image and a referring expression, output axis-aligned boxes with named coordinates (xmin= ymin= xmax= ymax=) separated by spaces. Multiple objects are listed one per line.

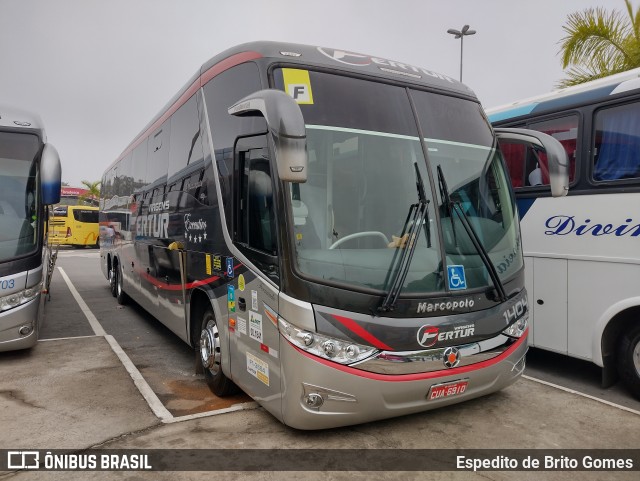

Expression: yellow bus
xmin=50 ymin=205 xmax=99 ymax=248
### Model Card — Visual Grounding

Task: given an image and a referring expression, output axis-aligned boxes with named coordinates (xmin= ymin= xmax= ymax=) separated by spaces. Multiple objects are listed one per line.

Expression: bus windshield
xmin=274 ymin=69 xmax=522 ymax=295
xmin=0 ymin=131 xmax=40 ymax=262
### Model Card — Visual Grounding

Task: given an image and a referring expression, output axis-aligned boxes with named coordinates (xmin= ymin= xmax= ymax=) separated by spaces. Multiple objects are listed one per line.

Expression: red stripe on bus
xmin=140 ymin=270 xmax=221 ymax=291
xmin=290 ymin=329 xmax=528 ymax=382
xmin=331 ymin=314 xmax=394 ymax=351
xmin=200 ymin=51 xmax=262 ymax=84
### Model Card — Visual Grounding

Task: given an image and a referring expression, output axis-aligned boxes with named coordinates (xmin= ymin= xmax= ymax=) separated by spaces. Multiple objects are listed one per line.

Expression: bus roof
xmin=113 ymin=41 xmax=476 ymax=168
xmin=487 ymin=67 xmax=640 ymax=123
xmin=0 ymin=103 xmax=45 ymax=133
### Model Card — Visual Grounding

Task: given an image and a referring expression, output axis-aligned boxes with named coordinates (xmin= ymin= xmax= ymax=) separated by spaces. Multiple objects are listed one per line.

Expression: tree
xmin=78 ymin=180 xmax=101 ymax=206
xmin=558 ymin=0 xmax=640 ymax=87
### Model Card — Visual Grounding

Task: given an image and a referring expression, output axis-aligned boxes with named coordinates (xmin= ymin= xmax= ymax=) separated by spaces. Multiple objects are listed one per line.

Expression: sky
xmin=0 ymin=0 xmax=628 ymax=186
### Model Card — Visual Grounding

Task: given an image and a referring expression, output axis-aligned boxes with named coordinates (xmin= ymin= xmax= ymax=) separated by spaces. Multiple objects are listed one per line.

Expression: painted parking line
xmin=523 ymin=374 xmax=640 ymax=416
xmin=56 ymin=266 xmax=257 ymax=424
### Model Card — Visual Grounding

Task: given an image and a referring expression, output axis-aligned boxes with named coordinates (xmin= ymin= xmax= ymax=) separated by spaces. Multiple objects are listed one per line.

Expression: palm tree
xmin=558 ymin=0 xmax=640 ymax=87
xmin=78 ymin=180 xmax=101 ymax=206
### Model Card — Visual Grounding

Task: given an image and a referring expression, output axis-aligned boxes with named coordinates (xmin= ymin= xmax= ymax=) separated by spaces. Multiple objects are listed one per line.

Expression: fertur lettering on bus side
xmin=136 ymin=200 xmax=169 ymax=238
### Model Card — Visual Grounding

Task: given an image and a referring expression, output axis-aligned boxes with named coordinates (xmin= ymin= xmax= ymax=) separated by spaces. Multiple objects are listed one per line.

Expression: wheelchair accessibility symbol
xmin=447 ymin=265 xmax=467 ymax=290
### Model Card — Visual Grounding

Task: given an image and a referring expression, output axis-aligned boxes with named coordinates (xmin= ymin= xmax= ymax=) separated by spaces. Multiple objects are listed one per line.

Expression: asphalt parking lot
xmin=0 ymin=248 xmax=639 ymax=480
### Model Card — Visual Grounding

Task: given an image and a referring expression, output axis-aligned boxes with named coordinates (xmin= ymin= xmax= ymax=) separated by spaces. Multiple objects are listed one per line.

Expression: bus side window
xmin=498 ymin=141 xmax=527 ymax=188
xmin=237 ymin=147 xmax=277 ymax=258
xmin=528 ymin=115 xmax=578 ymax=185
xmin=593 ymin=101 xmax=640 ymax=181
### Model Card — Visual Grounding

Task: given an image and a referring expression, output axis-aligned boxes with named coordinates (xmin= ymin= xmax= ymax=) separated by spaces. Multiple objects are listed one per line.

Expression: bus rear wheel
xmin=617 ymin=324 xmax=640 ymax=400
xmin=198 ymin=308 xmax=237 ymax=397
xmin=109 ymin=263 xmax=117 ymax=297
xmin=115 ymin=262 xmax=128 ymax=305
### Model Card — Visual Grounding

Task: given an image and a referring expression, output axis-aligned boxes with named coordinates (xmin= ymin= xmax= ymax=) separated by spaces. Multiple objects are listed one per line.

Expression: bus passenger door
xmin=229 ymin=135 xmax=282 ymax=419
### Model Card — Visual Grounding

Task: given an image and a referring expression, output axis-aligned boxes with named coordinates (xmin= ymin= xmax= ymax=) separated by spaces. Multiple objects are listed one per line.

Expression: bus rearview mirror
xmin=228 ymin=89 xmax=308 ymax=183
xmin=41 ymin=143 xmax=62 ymax=205
xmin=494 ymin=128 xmax=569 ymax=197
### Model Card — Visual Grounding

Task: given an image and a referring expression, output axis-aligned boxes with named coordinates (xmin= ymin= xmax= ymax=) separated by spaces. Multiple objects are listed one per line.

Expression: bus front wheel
xmin=617 ymin=324 xmax=640 ymax=400
xmin=198 ymin=308 xmax=237 ymax=397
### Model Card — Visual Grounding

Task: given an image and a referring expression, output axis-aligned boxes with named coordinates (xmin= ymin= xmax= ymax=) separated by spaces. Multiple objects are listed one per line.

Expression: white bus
xmin=100 ymin=42 xmax=567 ymax=429
xmin=488 ymin=68 xmax=640 ymax=399
xmin=0 ymin=104 xmax=61 ymax=351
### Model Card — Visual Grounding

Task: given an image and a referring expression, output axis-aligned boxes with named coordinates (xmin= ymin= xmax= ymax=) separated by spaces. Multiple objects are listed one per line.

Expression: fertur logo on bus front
xmin=316 ymin=47 xmax=455 ymax=83
xmin=544 ymin=215 xmax=640 ymax=237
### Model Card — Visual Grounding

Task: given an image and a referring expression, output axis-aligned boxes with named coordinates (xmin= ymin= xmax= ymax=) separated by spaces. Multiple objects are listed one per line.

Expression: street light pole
xmin=447 ymin=25 xmax=476 ymax=82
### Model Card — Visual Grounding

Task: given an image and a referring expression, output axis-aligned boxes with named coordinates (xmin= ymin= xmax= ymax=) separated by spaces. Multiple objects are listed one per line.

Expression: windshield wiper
xmin=378 ymin=163 xmax=431 ymax=313
xmin=437 ymin=165 xmax=457 ymax=246
xmin=436 ymin=166 xmax=508 ymax=303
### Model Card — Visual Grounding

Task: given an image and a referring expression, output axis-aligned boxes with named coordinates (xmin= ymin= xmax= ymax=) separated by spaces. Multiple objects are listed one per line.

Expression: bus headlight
xmin=502 ymin=312 xmax=528 ymax=338
xmin=0 ymin=282 xmax=42 ymax=312
xmin=279 ymin=318 xmax=378 ymax=364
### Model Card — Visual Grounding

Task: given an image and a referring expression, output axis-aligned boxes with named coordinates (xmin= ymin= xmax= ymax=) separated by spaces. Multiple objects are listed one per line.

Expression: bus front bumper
xmin=0 ymin=296 xmax=40 ymax=352
xmin=279 ymin=332 xmax=528 ymax=430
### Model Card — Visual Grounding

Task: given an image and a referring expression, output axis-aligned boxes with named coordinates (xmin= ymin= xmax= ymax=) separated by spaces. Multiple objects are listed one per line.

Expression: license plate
xmin=427 ymin=379 xmax=468 ymax=400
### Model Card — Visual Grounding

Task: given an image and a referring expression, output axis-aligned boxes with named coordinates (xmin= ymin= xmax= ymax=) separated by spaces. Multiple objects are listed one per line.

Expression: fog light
xmin=19 ymin=325 xmax=33 ymax=336
xmin=304 ymin=393 xmax=324 ymax=409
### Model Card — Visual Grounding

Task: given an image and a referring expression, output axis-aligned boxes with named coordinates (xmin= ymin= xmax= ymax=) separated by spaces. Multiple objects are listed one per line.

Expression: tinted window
xmin=168 ymin=95 xmax=204 ymax=179
xmin=147 ymin=122 xmax=170 ymax=184
xmin=0 ymin=132 xmax=40 ymax=261
xmin=528 ymin=116 xmax=578 ymax=185
xmin=203 ymin=62 xmax=265 ymax=222
xmin=273 ymin=69 xmax=419 ymax=137
xmin=593 ymin=101 xmax=640 ymax=181
xmin=500 ymin=115 xmax=578 ymax=188
xmin=73 ymin=209 xmax=99 ymax=223
xmin=203 ymin=63 xmax=266 ymax=155
xmin=412 ymin=90 xmax=493 ymax=146
xmin=131 ymin=139 xmax=148 ymax=190
xmin=238 ymin=149 xmax=276 ymax=255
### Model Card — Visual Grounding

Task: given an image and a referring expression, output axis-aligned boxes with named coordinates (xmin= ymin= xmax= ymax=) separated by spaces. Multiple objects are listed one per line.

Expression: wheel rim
xmin=200 ymin=320 xmax=220 ymax=374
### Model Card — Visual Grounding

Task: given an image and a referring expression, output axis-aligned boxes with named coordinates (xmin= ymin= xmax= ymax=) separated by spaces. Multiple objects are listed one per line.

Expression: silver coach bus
xmin=0 ymin=104 xmax=61 ymax=351
xmin=100 ymin=42 xmax=568 ymax=429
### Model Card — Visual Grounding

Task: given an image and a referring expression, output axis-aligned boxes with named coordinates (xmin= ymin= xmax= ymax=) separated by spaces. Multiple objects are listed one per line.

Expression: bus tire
xmin=617 ymin=324 xmax=640 ymax=400
xmin=115 ymin=262 xmax=129 ymax=305
xmin=198 ymin=307 xmax=238 ymax=397
xmin=109 ymin=263 xmax=117 ymax=297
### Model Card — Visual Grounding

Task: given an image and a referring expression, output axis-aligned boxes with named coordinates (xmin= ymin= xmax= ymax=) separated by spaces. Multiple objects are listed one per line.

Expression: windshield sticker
xmin=283 ymin=68 xmax=314 ymax=105
xmin=447 ymin=265 xmax=467 ymax=291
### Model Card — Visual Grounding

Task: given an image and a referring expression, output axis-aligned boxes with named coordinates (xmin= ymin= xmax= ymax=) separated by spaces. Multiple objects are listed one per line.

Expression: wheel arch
xmin=598 ymin=299 xmax=640 ymax=386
